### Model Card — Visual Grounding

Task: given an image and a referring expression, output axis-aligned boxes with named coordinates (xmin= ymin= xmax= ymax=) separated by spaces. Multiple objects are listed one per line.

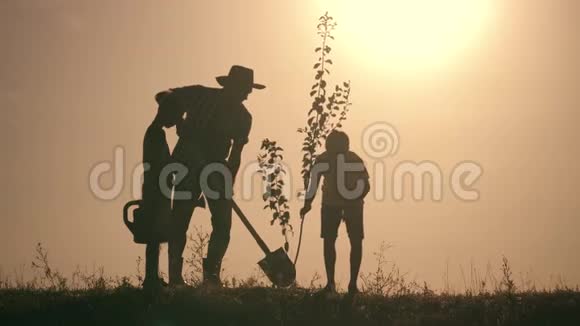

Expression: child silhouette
xmin=140 ymin=99 xmax=183 ymax=291
xmin=301 ymin=130 xmax=370 ymax=294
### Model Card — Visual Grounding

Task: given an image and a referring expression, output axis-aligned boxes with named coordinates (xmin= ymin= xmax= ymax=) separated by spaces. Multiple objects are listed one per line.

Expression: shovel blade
xmin=258 ymin=248 xmax=296 ymax=287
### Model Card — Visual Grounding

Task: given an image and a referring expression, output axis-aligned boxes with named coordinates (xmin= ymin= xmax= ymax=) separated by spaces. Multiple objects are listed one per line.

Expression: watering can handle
xmin=123 ymin=200 xmax=142 ymax=232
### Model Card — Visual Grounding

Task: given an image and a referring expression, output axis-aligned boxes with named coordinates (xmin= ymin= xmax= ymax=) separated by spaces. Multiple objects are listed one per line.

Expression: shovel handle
xmin=231 ymin=200 xmax=271 ymax=255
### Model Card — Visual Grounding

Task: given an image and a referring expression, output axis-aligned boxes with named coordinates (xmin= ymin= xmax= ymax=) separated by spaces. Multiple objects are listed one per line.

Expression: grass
xmin=1 ymin=237 xmax=579 ymax=325
xmin=1 ymin=286 xmax=579 ymax=325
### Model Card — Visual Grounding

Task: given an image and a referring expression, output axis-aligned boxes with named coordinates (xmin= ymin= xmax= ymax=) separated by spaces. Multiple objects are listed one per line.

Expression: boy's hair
xmin=325 ymin=130 xmax=349 ymax=153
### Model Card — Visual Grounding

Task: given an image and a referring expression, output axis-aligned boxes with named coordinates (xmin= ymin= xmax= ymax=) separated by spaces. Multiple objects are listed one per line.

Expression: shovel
xmin=232 ymin=200 xmax=296 ymax=287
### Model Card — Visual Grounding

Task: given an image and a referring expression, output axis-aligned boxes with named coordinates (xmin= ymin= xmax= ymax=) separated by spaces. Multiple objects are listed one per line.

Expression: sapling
xmin=258 ymin=12 xmax=353 ymax=256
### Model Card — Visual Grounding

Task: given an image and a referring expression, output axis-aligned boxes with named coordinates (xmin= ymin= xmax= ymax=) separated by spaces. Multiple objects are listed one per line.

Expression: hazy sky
xmin=1 ymin=0 xmax=579 ymax=290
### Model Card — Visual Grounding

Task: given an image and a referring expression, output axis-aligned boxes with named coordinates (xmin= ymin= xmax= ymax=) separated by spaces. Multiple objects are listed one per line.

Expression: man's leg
xmin=168 ymin=199 xmax=195 ymax=285
xmin=168 ymin=138 xmax=205 ymax=285
xmin=201 ymin=167 xmax=233 ymax=285
xmin=144 ymin=242 xmax=160 ymax=286
xmin=204 ymin=196 xmax=232 ymax=284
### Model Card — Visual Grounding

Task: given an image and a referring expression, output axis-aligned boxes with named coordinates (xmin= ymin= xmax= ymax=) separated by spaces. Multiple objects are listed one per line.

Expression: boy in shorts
xmin=300 ymin=130 xmax=370 ymax=294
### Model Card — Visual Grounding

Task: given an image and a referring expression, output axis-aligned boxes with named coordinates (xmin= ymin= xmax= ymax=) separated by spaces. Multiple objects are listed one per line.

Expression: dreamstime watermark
xmin=362 ymin=122 xmax=482 ymax=202
xmin=88 ymin=122 xmax=482 ymax=202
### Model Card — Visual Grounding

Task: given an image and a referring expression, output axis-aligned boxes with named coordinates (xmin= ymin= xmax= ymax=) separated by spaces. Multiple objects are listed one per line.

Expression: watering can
xmin=123 ymin=200 xmax=170 ymax=244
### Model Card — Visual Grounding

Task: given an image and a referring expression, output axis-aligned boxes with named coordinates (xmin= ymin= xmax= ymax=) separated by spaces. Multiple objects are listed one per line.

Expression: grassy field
xmin=2 ymin=242 xmax=579 ymax=325
xmin=1 ymin=285 xmax=580 ymax=325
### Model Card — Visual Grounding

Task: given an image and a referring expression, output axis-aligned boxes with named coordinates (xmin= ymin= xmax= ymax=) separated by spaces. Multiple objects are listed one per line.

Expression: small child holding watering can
xmin=139 ymin=95 xmax=184 ymax=291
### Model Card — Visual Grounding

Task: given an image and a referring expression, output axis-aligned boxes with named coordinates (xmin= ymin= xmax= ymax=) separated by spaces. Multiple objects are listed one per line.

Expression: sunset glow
xmin=318 ymin=0 xmax=495 ymax=69
xmin=2 ymin=1 xmax=579 ymax=309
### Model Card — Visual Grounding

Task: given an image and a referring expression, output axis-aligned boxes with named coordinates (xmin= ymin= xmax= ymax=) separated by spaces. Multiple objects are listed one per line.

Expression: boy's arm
xmin=361 ymin=164 xmax=371 ymax=199
xmin=300 ymin=159 xmax=327 ymax=218
xmin=362 ymin=176 xmax=371 ymax=199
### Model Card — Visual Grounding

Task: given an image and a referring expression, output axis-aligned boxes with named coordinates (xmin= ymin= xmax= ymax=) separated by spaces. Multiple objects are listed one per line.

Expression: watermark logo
xmin=88 ymin=123 xmax=482 ymax=202
xmin=362 ymin=121 xmax=400 ymax=158
xmin=361 ymin=122 xmax=482 ymax=202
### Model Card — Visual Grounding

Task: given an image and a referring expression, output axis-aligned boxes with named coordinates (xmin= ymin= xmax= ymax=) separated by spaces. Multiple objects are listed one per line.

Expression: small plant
xmin=500 ymin=255 xmax=517 ymax=295
xmin=224 ymin=268 xmax=268 ymax=288
xmin=258 ymin=139 xmax=291 ymax=250
xmin=460 ymin=262 xmax=491 ymax=296
xmin=361 ymin=242 xmax=420 ymax=296
xmin=135 ymin=256 xmax=143 ymax=285
xmin=31 ymin=242 xmax=68 ymax=291
xmin=184 ymin=226 xmax=210 ymax=286
xmin=308 ymin=271 xmax=323 ymax=290
xmin=422 ymin=281 xmax=435 ymax=296
xmin=78 ymin=266 xmax=109 ymax=290
xmin=0 ymin=268 xmax=10 ymax=289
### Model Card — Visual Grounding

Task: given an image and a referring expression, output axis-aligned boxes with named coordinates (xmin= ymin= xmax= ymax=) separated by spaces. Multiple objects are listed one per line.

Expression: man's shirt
xmin=157 ymin=85 xmax=252 ymax=163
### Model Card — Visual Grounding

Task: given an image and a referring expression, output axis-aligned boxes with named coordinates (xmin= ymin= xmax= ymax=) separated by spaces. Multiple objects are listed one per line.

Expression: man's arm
xmin=227 ymin=140 xmax=245 ymax=183
xmin=228 ymin=110 xmax=252 ymax=184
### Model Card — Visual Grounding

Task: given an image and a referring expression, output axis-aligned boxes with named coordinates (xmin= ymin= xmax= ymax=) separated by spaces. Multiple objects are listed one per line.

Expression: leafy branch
xmin=258 ymin=139 xmax=291 ymax=250
xmin=298 ymin=12 xmax=352 ymax=191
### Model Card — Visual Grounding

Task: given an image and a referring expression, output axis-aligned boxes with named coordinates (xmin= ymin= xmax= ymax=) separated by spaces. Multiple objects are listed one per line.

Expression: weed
xmin=31 ymin=243 xmax=68 ymax=291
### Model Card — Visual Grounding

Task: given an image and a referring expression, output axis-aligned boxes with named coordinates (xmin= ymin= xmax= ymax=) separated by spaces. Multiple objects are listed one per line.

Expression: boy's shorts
xmin=321 ymin=204 xmax=364 ymax=239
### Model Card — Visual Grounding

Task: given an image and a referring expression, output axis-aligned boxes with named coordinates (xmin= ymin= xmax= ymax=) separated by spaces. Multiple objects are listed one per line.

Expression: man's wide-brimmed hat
xmin=216 ymin=65 xmax=266 ymax=90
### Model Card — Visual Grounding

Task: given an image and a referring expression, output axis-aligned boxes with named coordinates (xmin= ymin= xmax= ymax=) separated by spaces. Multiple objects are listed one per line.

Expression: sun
xmin=316 ymin=0 xmax=495 ymax=71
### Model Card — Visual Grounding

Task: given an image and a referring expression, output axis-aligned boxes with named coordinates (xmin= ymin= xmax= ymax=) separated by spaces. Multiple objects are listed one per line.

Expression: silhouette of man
xmin=156 ymin=66 xmax=265 ymax=286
